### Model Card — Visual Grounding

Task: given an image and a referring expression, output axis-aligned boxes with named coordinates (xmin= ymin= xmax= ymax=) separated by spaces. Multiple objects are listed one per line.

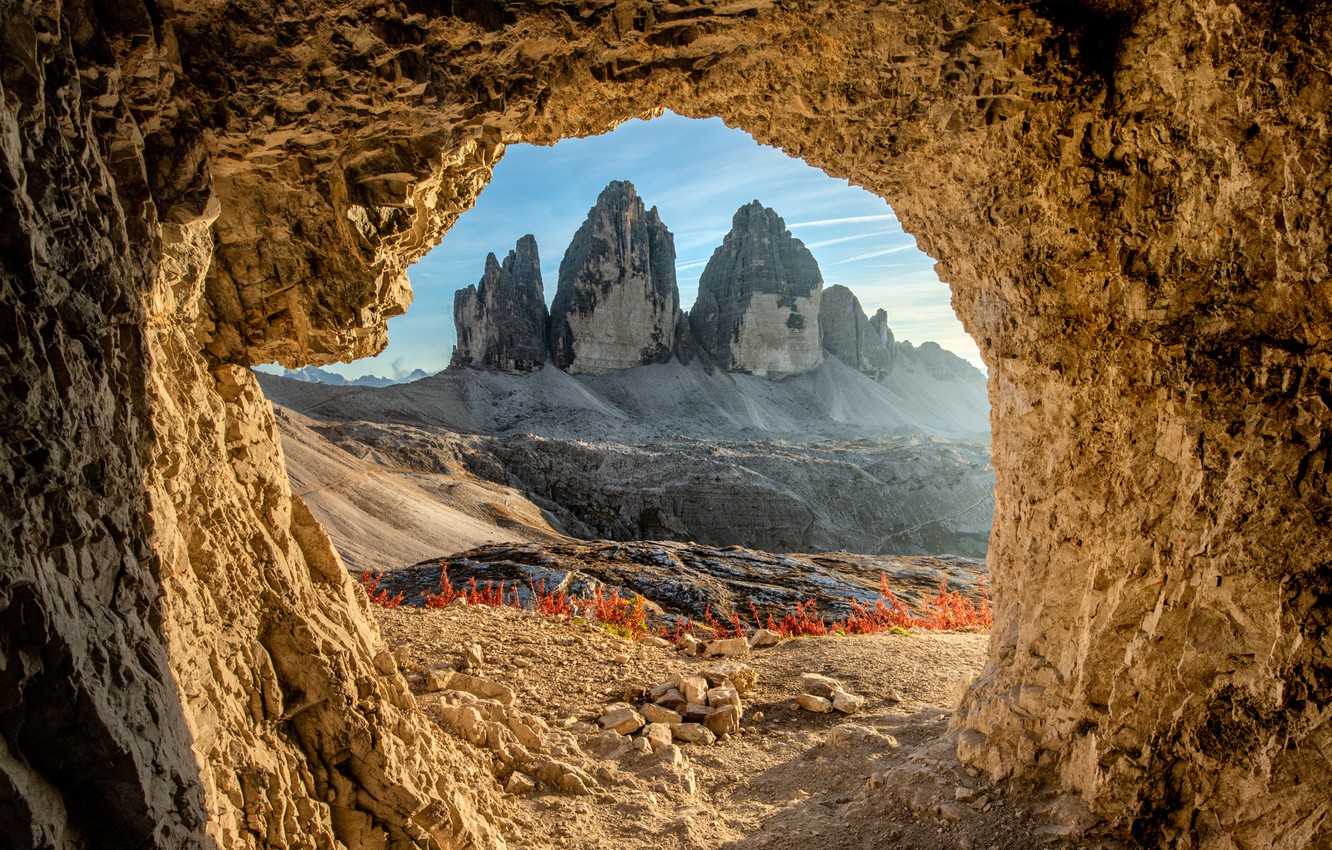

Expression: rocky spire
xmin=451 ymin=234 xmax=549 ymax=372
xmin=818 ymin=284 xmax=896 ymax=378
xmin=689 ymin=201 xmax=823 ymax=376
xmin=549 ymin=181 xmax=684 ymax=373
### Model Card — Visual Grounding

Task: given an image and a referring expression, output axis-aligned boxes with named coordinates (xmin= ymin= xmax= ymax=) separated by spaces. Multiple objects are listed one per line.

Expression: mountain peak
xmin=549 ymin=181 xmax=683 ymax=373
xmin=689 ymin=200 xmax=824 ymax=376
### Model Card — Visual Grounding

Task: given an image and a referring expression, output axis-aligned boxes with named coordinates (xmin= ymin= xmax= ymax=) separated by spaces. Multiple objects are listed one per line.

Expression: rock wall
xmin=550 ymin=181 xmax=682 ymax=373
xmin=819 ymin=284 xmax=896 ymax=378
xmin=4 ymin=0 xmax=1330 ymax=847
xmin=690 ymin=201 xmax=824 ymax=376
xmin=452 ymin=235 xmax=549 ymax=372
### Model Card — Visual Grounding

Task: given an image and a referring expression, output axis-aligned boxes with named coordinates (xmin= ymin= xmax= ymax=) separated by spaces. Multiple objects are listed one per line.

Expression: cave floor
xmin=375 ymin=604 xmax=1127 ymax=850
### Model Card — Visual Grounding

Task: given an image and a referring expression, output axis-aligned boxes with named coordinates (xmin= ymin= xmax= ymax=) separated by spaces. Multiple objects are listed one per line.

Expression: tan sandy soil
xmin=375 ymin=604 xmax=1127 ymax=850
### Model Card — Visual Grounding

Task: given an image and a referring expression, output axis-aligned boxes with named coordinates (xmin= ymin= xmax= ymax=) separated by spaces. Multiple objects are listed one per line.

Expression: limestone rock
xmin=506 ymin=773 xmax=536 ymax=794
xmin=550 ymin=181 xmax=684 ymax=373
xmin=703 ymin=705 xmax=742 ymax=736
xmin=642 ymin=704 xmax=683 ymax=726
xmin=701 ymin=663 xmax=757 ymax=696
xmin=599 ymin=704 xmax=645 ymax=736
xmin=690 ymin=202 xmax=824 ymax=376
xmin=832 ymin=691 xmax=866 ymax=714
xmin=702 ymin=637 xmax=750 ymax=658
xmin=451 ymin=235 xmax=550 ymax=372
xmin=749 ymin=628 xmax=783 ymax=649
xmin=799 ymin=673 xmax=844 ymax=699
xmin=819 ymin=284 xmax=896 ymax=379
xmin=435 ymin=671 xmax=515 ymax=705
xmin=683 ymin=703 xmax=711 ymax=725
xmin=678 ymin=634 xmax=704 ymax=656
xmin=797 ymin=694 xmax=834 ymax=714
xmin=824 ymin=724 xmax=895 ymax=750
xmin=706 ymin=686 xmax=741 ymax=709
xmin=673 ymin=724 xmax=717 ymax=746
xmin=653 ymin=687 xmax=688 ymax=713
xmin=672 ymin=675 xmax=709 ymax=705
xmin=642 ymin=723 xmax=674 ymax=752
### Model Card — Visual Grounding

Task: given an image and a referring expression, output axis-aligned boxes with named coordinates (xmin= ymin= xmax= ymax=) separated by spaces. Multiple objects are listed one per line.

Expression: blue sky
xmin=314 ymin=112 xmax=980 ymax=379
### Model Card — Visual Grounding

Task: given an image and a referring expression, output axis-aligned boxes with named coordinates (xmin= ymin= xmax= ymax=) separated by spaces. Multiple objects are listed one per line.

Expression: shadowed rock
xmin=451 ymin=235 xmax=549 ymax=372
xmin=819 ymin=284 xmax=897 ymax=379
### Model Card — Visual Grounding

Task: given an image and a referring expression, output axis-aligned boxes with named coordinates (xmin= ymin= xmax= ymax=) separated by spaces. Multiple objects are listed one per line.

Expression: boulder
xmin=703 ymin=704 xmax=742 ymax=736
xmin=798 ymin=673 xmax=843 ymax=699
xmin=749 ymin=628 xmax=783 ymax=649
xmin=702 ymin=637 xmax=750 ymax=657
xmin=797 ymin=694 xmax=834 ymax=713
xmin=673 ymin=723 xmax=716 ymax=746
xmin=832 ymin=690 xmax=866 ymax=714
xmin=642 ymin=704 xmax=683 ymax=726
xmin=701 ymin=662 xmax=757 ymax=695
xmin=706 ymin=686 xmax=741 ymax=709
xmin=672 ymin=674 xmax=709 ymax=705
xmin=642 ymin=723 xmax=674 ymax=751
xmin=599 ymin=704 xmax=646 ymax=735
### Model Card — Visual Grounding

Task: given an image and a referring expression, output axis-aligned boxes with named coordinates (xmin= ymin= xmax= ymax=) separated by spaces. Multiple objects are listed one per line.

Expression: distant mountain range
xmin=450 ymin=180 xmax=984 ymax=396
xmin=280 ymin=365 xmax=429 ymax=388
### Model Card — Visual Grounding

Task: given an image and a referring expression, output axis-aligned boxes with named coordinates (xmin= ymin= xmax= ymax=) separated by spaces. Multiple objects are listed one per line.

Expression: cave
xmin=2 ymin=1 xmax=1329 ymax=848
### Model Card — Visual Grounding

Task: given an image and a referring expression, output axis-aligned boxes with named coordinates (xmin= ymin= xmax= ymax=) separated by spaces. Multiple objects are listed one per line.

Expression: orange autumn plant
xmin=358 ymin=569 xmax=991 ymax=639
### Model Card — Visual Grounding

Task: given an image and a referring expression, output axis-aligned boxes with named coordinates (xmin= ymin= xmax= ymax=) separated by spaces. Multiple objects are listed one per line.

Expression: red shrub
xmin=358 ymin=570 xmax=404 ymax=609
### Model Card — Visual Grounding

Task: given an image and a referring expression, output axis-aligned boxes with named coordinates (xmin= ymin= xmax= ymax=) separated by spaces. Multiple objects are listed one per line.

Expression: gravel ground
xmin=375 ymin=604 xmax=1127 ymax=850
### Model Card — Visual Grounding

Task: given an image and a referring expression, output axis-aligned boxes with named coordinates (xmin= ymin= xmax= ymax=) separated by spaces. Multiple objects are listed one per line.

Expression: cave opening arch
xmin=4 ymin=1 xmax=1330 ymax=848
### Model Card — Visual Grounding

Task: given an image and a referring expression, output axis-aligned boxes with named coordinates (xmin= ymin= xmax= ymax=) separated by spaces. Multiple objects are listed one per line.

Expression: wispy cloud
xmin=675 ymin=258 xmax=711 ymax=271
xmin=831 ymin=243 xmax=919 ymax=264
xmin=804 ymin=230 xmax=896 ymax=249
xmin=787 ymin=213 xmax=897 ymax=228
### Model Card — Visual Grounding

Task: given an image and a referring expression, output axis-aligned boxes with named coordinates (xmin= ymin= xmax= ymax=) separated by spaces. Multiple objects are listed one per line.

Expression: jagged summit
xmin=689 ymin=201 xmax=824 ymax=376
xmin=447 ymin=187 xmax=981 ymax=410
xmin=549 ymin=180 xmax=686 ymax=373
xmin=450 ymin=234 xmax=549 ymax=372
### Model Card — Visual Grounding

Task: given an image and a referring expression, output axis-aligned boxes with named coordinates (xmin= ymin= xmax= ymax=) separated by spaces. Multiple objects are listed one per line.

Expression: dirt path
xmin=375 ymin=605 xmax=1127 ymax=850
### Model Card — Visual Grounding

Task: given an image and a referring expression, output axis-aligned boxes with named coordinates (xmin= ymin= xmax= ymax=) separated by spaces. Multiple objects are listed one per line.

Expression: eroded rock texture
xmin=690 ymin=201 xmax=824 ymax=376
xmin=550 ymin=181 xmax=683 ymax=373
xmin=4 ymin=0 xmax=1331 ymax=847
xmin=451 ymin=235 xmax=549 ymax=372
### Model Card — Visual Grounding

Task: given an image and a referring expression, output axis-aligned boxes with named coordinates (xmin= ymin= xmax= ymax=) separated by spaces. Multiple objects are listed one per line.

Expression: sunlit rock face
xmin=3 ymin=0 xmax=1329 ymax=848
xmin=452 ymin=235 xmax=549 ymax=372
xmin=550 ymin=181 xmax=683 ymax=373
xmin=691 ymin=202 xmax=824 ymax=376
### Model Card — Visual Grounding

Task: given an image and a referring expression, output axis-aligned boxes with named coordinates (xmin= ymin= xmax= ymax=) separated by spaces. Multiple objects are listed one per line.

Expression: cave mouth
xmin=8 ymin=1 xmax=1327 ymax=847
xmin=257 ymin=110 xmax=996 ymax=606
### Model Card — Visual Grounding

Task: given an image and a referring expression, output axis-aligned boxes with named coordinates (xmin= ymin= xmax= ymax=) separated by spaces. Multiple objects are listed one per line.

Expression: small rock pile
xmin=600 ymin=662 xmax=757 ymax=748
xmin=677 ymin=627 xmax=783 ymax=657
xmin=407 ymin=642 xmax=599 ymax=795
xmin=794 ymin=672 xmax=865 ymax=715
